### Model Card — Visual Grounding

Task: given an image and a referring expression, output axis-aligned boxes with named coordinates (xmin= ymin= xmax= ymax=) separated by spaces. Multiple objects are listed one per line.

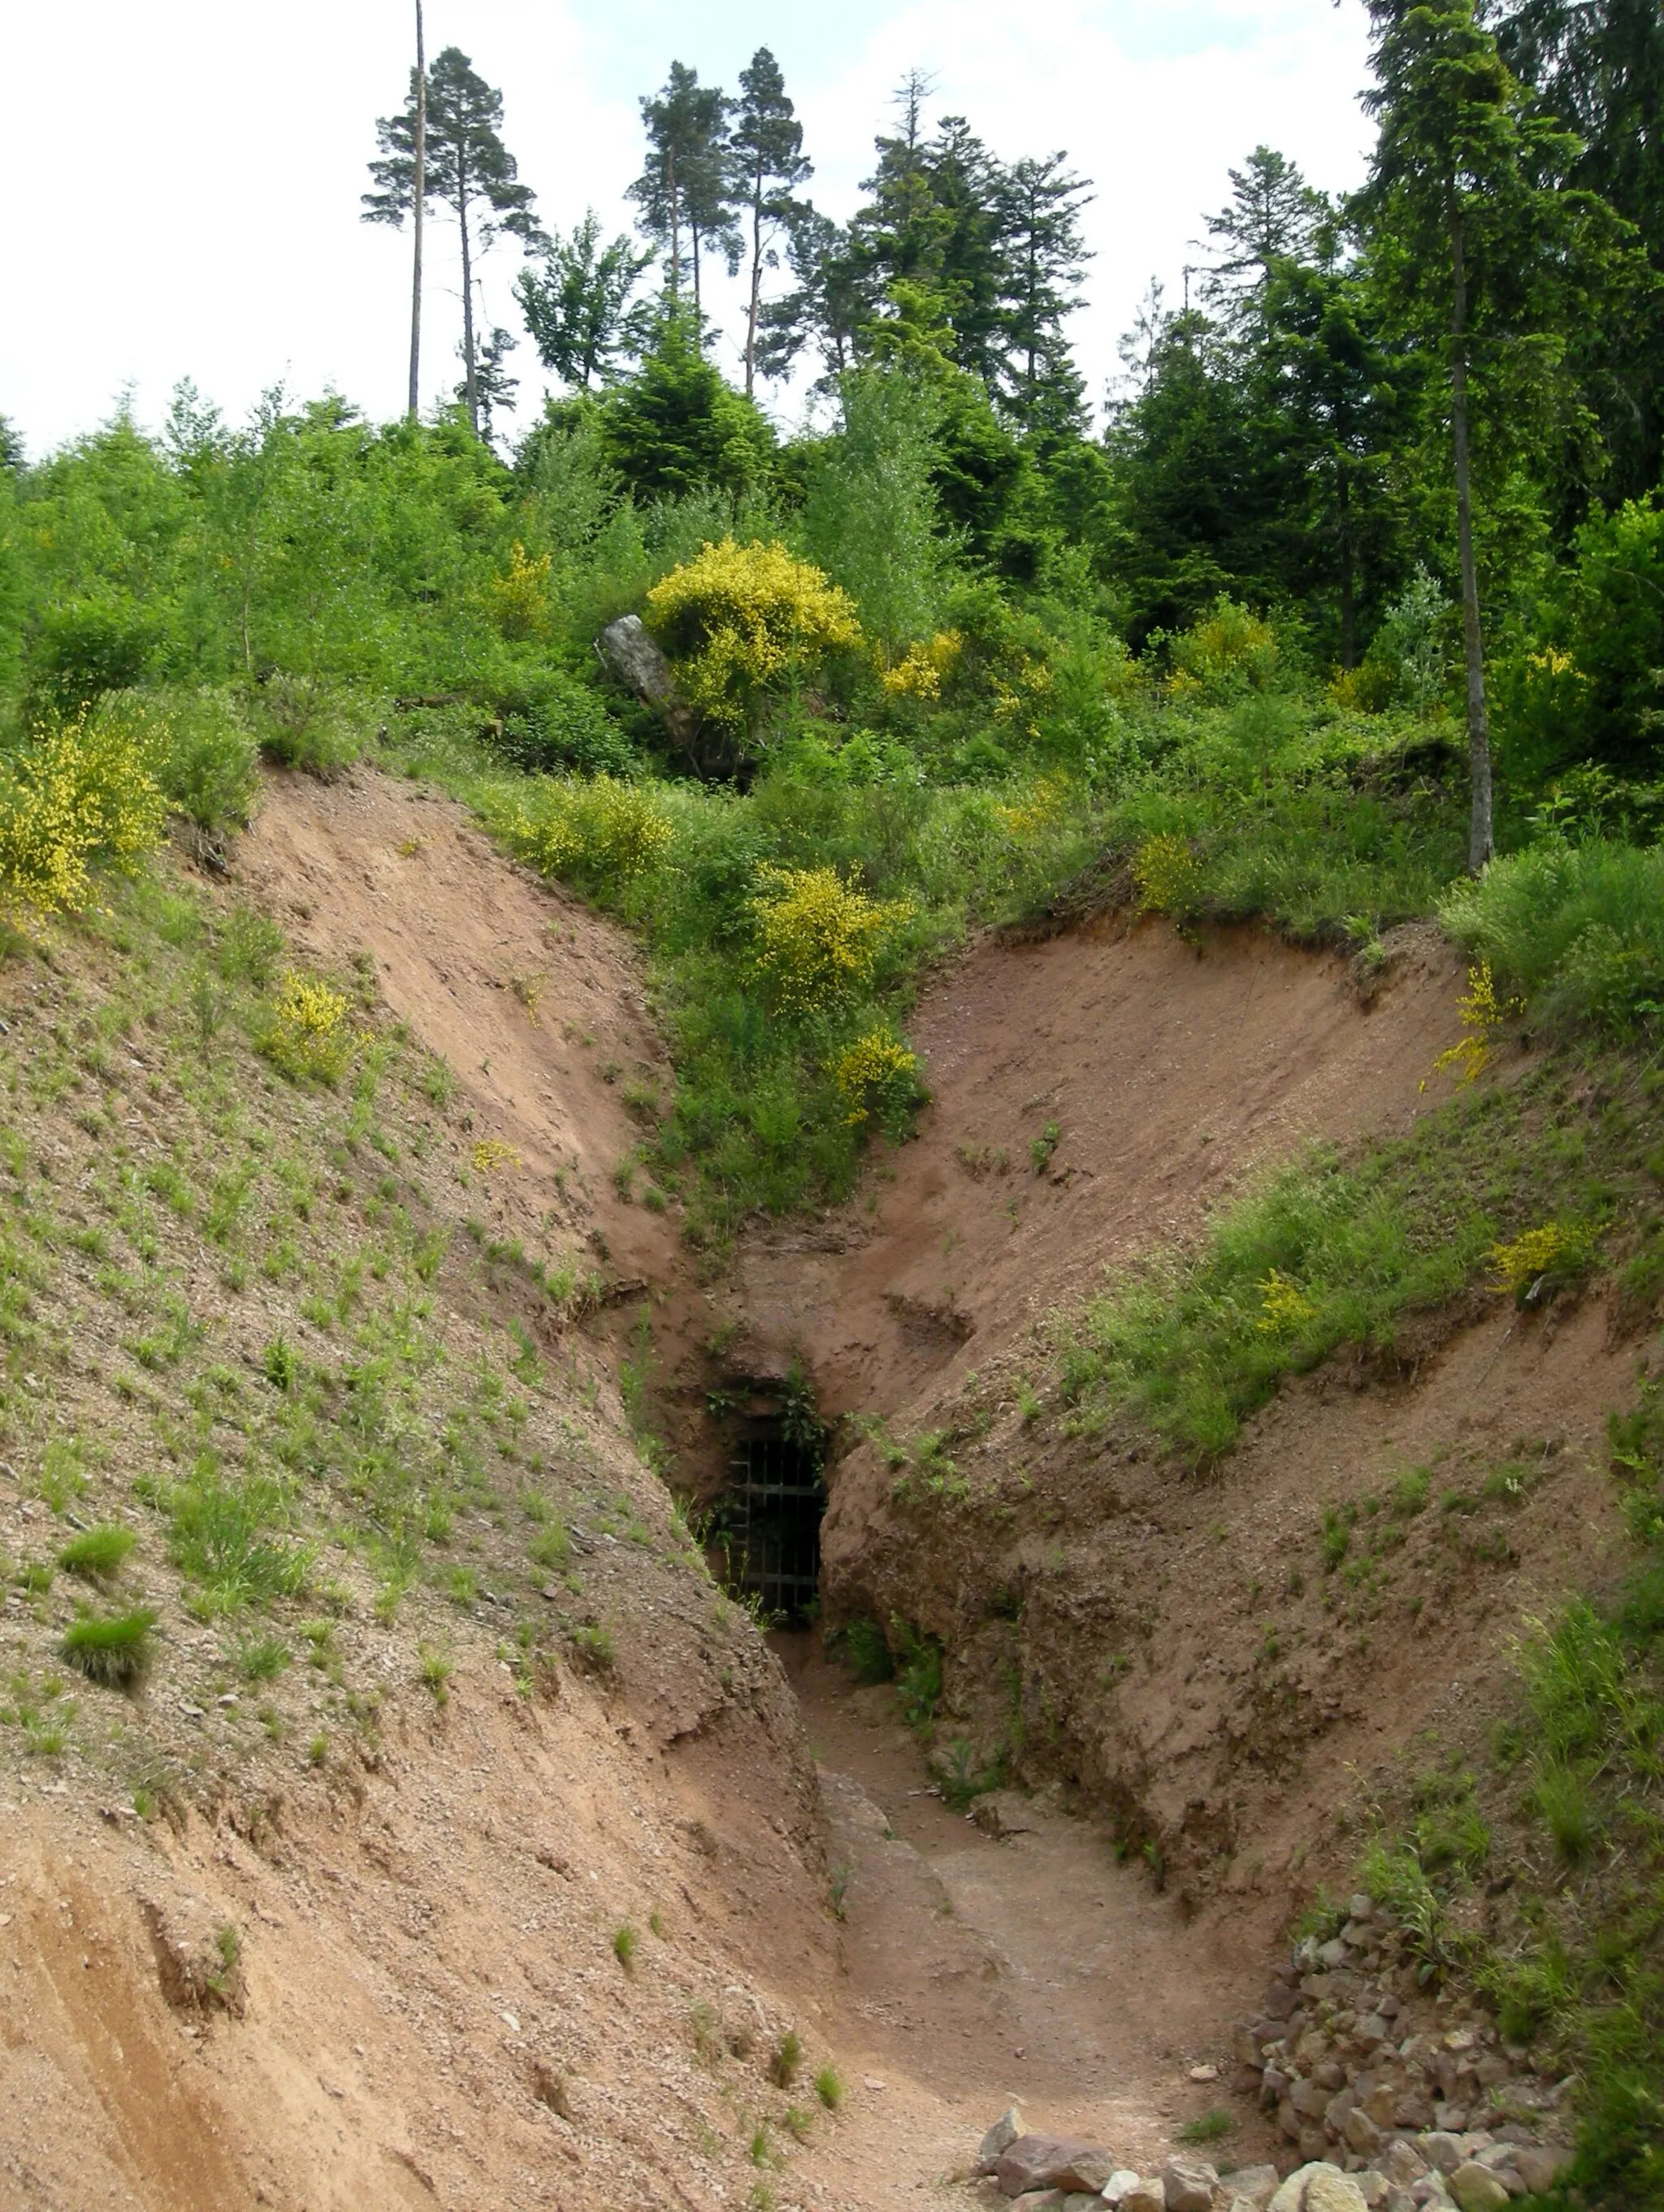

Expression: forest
xmin=1 ymin=0 xmax=1662 ymax=1245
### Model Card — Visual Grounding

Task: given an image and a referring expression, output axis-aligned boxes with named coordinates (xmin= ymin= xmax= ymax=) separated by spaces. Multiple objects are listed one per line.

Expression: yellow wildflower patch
xmin=833 ymin=1031 xmax=920 ymax=1126
xmin=259 ymin=970 xmax=353 ymax=1086
xmin=880 ymin=631 xmax=963 ymax=700
xmin=1256 ymin=1269 xmax=1318 ymax=1334
xmin=1424 ymin=962 xmax=1519 ymax=1089
xmin=0 ymin=710 xmax=167 ymax=922
xmin=484 ymin=541 xmax=553 ymax=641
xmin=749 ymin=865 xmax=912 ymax=1018
xmin=471 ymin=1139 xmax=522 ymax=1177
xmin=1488 ymin=1221 xmax=1593 ymax=1301
xmin=1132 ymin=834 xmax=1203 ymax=917
xmin=509 ymin=775 xmax=673 ymax=894
xmin=645 ymin=539 xmax=861 ymax=733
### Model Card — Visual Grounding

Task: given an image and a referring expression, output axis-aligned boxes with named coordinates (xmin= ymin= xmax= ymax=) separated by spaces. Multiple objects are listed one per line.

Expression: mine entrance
xmin=715 ymin=1428 xmax=826 ymax=1625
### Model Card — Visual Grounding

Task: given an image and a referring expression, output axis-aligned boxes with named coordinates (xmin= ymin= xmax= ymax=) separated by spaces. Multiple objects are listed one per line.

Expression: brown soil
xmin=732 ymin=913 xmax=1467 ymax=1420
xmin=5 ymin=770 xmax=1644 ymax=2207
xmin=236 ymin=766 xmax=684 ymax=1297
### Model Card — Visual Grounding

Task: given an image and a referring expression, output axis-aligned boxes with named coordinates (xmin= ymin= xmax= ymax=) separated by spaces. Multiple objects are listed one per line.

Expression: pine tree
xmin=1363 ymin=0 xmax=1637 ymax=867
xmin=1202 ymin=146 xmax=1328 ymax=318
xmin=517 ymin=214 xmax=652 ymax=389
xmin=364 ymin=46 xmax=542 ymax=436
xmin=630 ymin=64 xmax=738 ymax=327
xmin=756 ymin=209 xmax=866 ymax=386
xmin=730 ymin=50 xmax=812 ymax=397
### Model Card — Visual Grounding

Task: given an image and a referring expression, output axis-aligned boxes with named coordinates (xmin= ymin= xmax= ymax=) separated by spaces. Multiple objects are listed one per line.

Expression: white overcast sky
xmin=2 ymin=0 xmax=1375 ymax=457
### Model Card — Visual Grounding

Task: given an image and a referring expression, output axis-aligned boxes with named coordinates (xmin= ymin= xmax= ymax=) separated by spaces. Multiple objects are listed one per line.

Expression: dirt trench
xmin=7 ymin=764 xmax=1632 ymax=2209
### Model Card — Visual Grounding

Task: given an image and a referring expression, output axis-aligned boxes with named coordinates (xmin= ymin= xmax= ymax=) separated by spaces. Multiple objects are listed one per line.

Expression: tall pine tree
xmin=730 ymin=50 xmax=812 ymax=397
xmin=630 ymin=64 xmax=737 ymax=327
xmin=364 ymin=47 xmax=542 ymax=436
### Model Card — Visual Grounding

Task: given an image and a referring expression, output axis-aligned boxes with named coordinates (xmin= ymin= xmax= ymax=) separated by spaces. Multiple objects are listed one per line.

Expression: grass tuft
xmin=61 ymin=1607 xmax=158 ymax=1687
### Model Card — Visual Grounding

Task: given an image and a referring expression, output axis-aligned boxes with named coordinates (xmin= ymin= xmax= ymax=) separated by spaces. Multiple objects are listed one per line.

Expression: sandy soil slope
xmin=734 ymin=915 xmax=1468 ymax=1419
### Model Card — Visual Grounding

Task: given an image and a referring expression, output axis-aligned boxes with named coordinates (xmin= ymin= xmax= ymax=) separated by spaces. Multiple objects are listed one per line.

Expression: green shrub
xmin=149 ymin=689 xmax=260 ymax=831
xmin=814 ymin=2065 xmax=843 ymax=2111
xmin=1441 ymin=840 xmax=1664 ymax=1035
xmin=841 ymin=1618 xmax=894 ymax=1684
xmin=57 ymin=1524 xmax=136 ymax=1583
xmin=61 ymin=1607 xmax=158 ymax=1686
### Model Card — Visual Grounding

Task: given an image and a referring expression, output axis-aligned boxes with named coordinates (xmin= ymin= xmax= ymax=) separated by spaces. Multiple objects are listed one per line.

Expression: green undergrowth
xmin=1047 ymin=1053 xmax=1663 ymax=1468
xmin=0 ymin=860 xmax=717 ymax=1810
xmin=381 ymin=685 xmax=1471 ymax=1251
xmin=1354 ymin=1430 xmax=1664 ymax=2206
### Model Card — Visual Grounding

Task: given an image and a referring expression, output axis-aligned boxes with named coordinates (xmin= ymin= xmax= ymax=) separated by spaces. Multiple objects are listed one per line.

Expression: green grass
xmin=1049 ymin=1065 xmax=1634 ymax=1468
xmin=57 ymin=1524 xmax=136 ymax=1584
xmin=813 ymin=2065 xmax=843 ymax=2112
xmin=61 ymin=1607 xmax=158 ymax=1687
xmin=768 ymin=2029 xmax=803 ymax=2088
xmin=1176 ymin=2108 xmax=1234 ymax=2146
xmin=612 ymin=1923 xmax=638 ymax=1971
xmin=1443 ymin=839 xmax=1664 ymax=1038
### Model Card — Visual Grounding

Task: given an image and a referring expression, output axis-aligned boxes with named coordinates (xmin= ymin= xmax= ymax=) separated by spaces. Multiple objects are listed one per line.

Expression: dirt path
xmin=780 ymin=1635 xmax=1276 ymax=2204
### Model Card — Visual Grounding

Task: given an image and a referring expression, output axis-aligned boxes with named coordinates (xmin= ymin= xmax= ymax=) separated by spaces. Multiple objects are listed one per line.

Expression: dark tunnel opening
xmin=711 ymin=1426 xmax=826 ymax=1626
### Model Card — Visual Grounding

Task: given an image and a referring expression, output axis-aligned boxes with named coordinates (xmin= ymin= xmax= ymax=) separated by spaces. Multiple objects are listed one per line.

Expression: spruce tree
xmin=364 ymin=46 xmax=542 ymax=436
xmin=730 ymin=50 xmax=812 ymax=397
xmin=999 ymin=153 xmax=1094 ymax=432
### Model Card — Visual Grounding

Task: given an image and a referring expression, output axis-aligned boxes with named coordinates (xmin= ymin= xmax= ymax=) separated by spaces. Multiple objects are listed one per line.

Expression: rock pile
xmin=1231 ymin=1894 xmax=1572 ymax=2206
xmin=968 ymin=1891 xmax=1579 ymax=2212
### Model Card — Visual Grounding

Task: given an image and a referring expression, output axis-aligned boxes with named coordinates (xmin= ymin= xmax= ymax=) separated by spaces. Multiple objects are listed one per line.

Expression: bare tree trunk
xmin=691 ymin=215 xmax=703 ymax=324
xmin=1337 ymin=466 xmax=1356 ymax=670
xmin=744 ymin=159 xmax=763 ymax=397
xmin=668 ymin=148 xmax=681 ymax=306
xmin=459 ymin=176 xmax=479 ymax=435
xmin=408 ymin=0 xmax=426 ymax=420
xmin=1450 ymin=209 xmax=1493 ymax=871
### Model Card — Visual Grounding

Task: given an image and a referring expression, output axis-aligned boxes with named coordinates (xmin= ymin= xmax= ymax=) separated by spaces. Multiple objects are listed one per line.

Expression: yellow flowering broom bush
xmin=749 ymin=865 xmax=912 ymax=1019
xmin=832 ymin=1030 xmax=921 ymax=1127
xmin=258 ymin=969 xmax=354 ymax=1085
xmin=645 ymin=539 xmax=861 ymax=735
xmin=505 ymin=774 xmax=673 ymax=902
xmin=0 ymin=710 xmax=167 ymax=921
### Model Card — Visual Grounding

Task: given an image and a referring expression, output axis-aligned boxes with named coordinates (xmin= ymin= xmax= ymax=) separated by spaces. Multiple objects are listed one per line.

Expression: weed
xmin=828 ymin=1863 xmax=851 ymax=1920
xmin=57 ymin=1524 xmax=136 ymax=1584
xmin=236 ymin=1633 xmax=290 ymax=1682
xmin=814 ymin=2065 xmax=843 ymax=2111
xmin=261 ymin=1334 xmax=298 ymax=1390
xmin=612 ymin=1923 xmax=638 ymax=1971
xmin=570 ymin=1624 xmax=616 ymax=1674
xmin=61 ymin=1607 xmax=158 ymax=1687
xmin=1177 ymin=2109 xmax=1234 ymax=2145
xmin=769 ymin=2029 xmax=803 ymax=2088
xmin=418 ymin=1643 xmax=452 ymax=1706
xmin=782 ymin=2106 xmax=812 ymax=2143
xmin=1029 ymin=1120 xmax=1060 ymax=1174
xmin=306 ymin=1731 xmax=328 ymax=1767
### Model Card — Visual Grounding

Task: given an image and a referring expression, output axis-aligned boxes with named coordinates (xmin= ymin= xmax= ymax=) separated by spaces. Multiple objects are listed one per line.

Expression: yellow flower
xmin=484 ymin=541 xmax=553 ymax=641
xmin=471 ymin=1139 xmax=522 ymax=1176
xmin=1488 ymin=1222 xmax=1592 ymax=1299
xmin=833 ymin=1031 xmax=919 ymax=1125
xmin=749 ymin=865 xmax=912 ymax=1017
xmin=509 ymin=775 xmax=672 ymax=893
xmin=1424 ymin=962 xmax=1519 ymax=1089
xmin=880 ymin=631 xmax=963 ymax=700
xmin=258 ymin=969 xmax=353 ymax=1084
xmin=0 ymin=709 xmax=167 ymax=922
xmin=645 ymin=540 xmax=861 ymax=733
xmin=1256 ymin=1269 xmax=1317 ymax=1334
xmin=1132 ymin=834 xmax=1202 ymax=917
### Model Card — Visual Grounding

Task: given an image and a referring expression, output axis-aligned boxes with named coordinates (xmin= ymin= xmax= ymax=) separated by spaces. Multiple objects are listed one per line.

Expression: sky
xmin=1 ymin=0 xmax=1377 ymax=456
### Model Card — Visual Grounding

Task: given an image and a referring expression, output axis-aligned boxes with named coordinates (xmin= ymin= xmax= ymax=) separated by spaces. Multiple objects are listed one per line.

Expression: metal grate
xmin=721 ymin=1435 xmax=825 ymax=1622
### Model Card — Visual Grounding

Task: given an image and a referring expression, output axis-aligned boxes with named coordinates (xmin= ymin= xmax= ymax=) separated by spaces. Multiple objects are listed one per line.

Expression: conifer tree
xmin=730 ymin=50 xmax=812 ymax=397
xmin=1363 ymin=0 xmax=1636 ymax=867
xmin=630 ymin=64 xmax=737 ymax=327
xmin=364 ymin=46 xmax=542 ymax=436
xmin=999 ymin=153 xmax=1094 ymax=432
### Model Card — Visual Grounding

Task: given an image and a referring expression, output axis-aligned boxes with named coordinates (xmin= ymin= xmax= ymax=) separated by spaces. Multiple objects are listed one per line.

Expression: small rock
xmin=1504 ymin=2147 xmax=1570 ymax=2196
xmin=1344 ymin=2109 xmax=1384 ymax=2158
xmin=1445 ymin=2166 xmax=1509 ymax=2212
xmin=1382 ymin=2143 xmax=1429 ymax=2189
xmin=1099 ymin=2175 xmax=1142 ymax=2207
xmin=1120 ymin=2184 xmax=1165 ymax=2212
xmin=1269 ymin=2165 xmax=1371 ymax=2212
xmin=1354 ymin=2178 xmax=1389 ymax=2210
xmin=996 ymin=2136 xmax=1115 ymax=2198
xmin=1224 ymin=2165 xmax=1281 ymax=2210
xmin=1416 ymin=2135 xmax=1464 ymax=2176
xmin=1061 ymin=2197 xmax=1103 ymax=2212
xmin=1319 ymin=1940 xmax=1350 ymax=1970
xmin=1161 ymin=2158 xmax=1219 ymax=2212
xmin=1350 ymin=1894 xmax=1375 ymax=1922
xmin=977 ymin=2109 xmax=1025 ymax=2174
xmin=1188 ymin=2064 xmax=1219 ymax=2083
xmin=1410 ymin=2179 xmax=1453 ymax=2210
xmin=1012 ymin=2195 xmax=1064 ymax=2211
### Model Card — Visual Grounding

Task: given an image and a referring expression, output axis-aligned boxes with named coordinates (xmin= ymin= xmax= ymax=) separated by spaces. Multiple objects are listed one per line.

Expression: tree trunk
xmin=691 ymin=215 xmax=703 ymax=323
xmin=668 ymin=148 xmax=681 ymax=306
xmin=1450 ymin=207 xmax=1493 ymax=870
xmin=1337 ymin=464 xmax=1356 ymax=670
xmin=459 ymin=173 xmax=478 ymax=436
xmin=408 ymin=1 xmax=426 ymax=419
xmin=744 ymin=158 xmax=764 ymax=397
